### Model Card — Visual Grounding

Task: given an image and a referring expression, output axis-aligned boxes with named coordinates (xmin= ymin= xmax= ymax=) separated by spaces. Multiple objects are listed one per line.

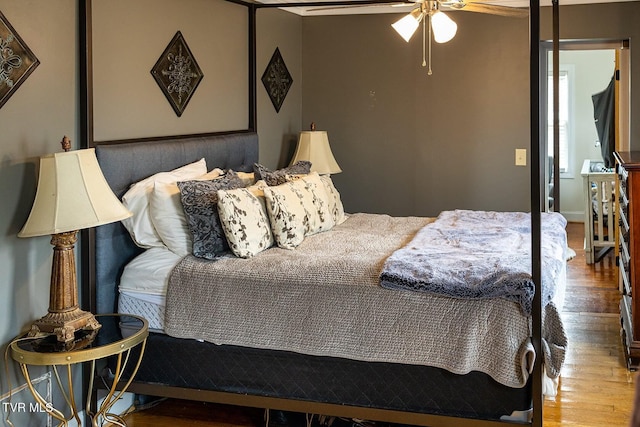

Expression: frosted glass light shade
xmin=290 ymin=131 xmax=342 ymax=175
xmin=392 ymin=10 xmax=422 ymax=42
xmin=432 ymin=11 xmax=457 ymax=43
xmin=19 ymin=148 xmax=132 ymax=237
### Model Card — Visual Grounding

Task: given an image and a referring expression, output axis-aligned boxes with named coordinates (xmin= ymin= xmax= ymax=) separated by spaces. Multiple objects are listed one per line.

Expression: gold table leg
xmin=20 ymin=363 xmax=70 ymax=427
xmin=86 ymin=339 xmax=147 ymax=427
xmin=51 ymin=365 xmax=82 ymax=425
xmin=19 ymin=338 xmax=146 ymax=427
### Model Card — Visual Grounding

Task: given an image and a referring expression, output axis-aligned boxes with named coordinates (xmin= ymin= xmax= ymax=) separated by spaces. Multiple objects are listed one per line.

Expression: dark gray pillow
xmin=177 ymin=171 xmax=245 ymax=260
xmin=253 ymin=161 xmax=312 ymax=186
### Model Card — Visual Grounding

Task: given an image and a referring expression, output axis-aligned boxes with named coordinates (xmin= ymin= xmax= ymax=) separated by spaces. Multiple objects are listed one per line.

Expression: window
xmin=547 ymin=68 xmax=571 ymax=175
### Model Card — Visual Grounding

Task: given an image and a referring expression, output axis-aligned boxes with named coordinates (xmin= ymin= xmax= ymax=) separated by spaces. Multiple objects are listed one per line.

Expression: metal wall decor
xmin=261 ymin=47 xmax=292 ymax=113
xmin=0 ymin=10 xmax=39 ymax=109
xmin=151 ymin=31 xmax=203 ymax=117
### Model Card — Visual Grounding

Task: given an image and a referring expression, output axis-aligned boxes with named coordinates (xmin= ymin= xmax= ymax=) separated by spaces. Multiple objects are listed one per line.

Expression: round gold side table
xmin=10 ymin=314 xmax=148 ymax=427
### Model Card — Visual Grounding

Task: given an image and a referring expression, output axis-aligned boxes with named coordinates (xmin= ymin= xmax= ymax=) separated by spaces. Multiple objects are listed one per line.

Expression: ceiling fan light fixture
xmin=392 ymin=9 xmax=423 ymax=42
xmin=431 ymin=10 xmax=457 ymax=43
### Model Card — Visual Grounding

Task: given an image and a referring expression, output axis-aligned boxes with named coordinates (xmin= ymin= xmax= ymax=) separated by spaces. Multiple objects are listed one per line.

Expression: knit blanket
xmin=165 ymin=212 xmax=567 ymax=388
xmin=380 ymin=210 xmax=568 ymax=315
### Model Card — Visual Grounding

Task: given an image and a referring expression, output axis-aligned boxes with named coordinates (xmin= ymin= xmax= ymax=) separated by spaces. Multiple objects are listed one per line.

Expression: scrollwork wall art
xmin=261 ymin=47 xmax=292 ymax=113
xmin=151 ymin=31 xmax=203 ymax=117
xmin=0 ymin=10 xmax=39 ymax=109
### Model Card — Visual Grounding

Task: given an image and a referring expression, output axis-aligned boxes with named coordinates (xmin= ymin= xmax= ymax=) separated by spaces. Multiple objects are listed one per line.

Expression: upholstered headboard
xmin=92 ymin=132 xmax=259 ymax=315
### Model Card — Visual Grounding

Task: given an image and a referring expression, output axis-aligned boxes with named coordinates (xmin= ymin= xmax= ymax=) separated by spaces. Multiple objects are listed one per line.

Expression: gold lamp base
xmin=28 ymin=307 xmax=101 ymax=343
xmin=27 ymin=230 xmax=102 ymax=343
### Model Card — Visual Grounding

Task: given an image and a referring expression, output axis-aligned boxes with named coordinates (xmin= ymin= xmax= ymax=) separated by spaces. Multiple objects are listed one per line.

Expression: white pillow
xmin=236 ymin=171 xmax=255 ymax=187
xmin=120 ymin=159 xmax=207 ymax=248
xmin=263 ymin=172 xmax=334 ymax=249
xmin=217 ymin=181 xmax=273 ymax=258
xmin=149 ymin=168 xmax=224 ymax=256
xmin=200 ymin=168 xmax=226 ymax=181
xmin=119 ymin=246 xmax=183 ymax=295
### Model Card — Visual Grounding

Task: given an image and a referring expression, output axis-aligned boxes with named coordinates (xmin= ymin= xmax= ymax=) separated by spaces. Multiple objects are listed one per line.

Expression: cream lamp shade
xmin=290 ymin=127 xmax=342 ymax=175
xmin=18 ymin=138 xmax=131 ymax=343
xmin=18 ymin=148 xmax=131 ymax=237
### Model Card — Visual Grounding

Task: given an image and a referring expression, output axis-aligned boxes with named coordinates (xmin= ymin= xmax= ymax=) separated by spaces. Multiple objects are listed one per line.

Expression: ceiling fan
xmin=391 ymin=0 xmax=528 ymax=74
xmin=304 ymin=0 xmax=527 ymax=74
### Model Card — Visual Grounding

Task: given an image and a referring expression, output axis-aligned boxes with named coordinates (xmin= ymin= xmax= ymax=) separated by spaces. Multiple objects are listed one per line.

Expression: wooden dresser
xmin=615 ymin=151 xmax=640 ymax=369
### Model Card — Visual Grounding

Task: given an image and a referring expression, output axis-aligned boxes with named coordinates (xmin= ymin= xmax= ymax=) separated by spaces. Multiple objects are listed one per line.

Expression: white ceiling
xmin=258 ymin=0 xmax=635 ymax=16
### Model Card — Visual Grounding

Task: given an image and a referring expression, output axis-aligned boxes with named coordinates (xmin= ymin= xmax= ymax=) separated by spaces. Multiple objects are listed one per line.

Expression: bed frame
xmin=90 ymin=131 xmax=537 ymax=427
xmin=79 ymin=0 xmax=552 ymax=426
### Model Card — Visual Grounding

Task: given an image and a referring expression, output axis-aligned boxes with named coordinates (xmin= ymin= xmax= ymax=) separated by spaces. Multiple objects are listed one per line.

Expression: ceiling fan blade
xmin=442 ymin=1 xmax=528 ymax=17
xmin=306 ymin=1 xmax=412 ymax=12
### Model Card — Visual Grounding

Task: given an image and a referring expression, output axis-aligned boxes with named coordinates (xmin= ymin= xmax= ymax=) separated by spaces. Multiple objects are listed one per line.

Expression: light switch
xmin=515 ymin=149 xmax=527 ymax=166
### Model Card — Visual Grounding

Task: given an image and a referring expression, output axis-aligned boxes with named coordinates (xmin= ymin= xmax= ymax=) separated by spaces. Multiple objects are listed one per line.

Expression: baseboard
xmin=96 ymin=391 xmax=135 ymax=419
xmin=0 ymin=372 xmax=52 ymax=426
xmin=560 ymin=211 xmax=584 ymax=223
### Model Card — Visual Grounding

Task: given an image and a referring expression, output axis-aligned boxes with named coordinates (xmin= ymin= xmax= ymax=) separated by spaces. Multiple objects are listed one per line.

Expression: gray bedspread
xmin=380 ymin=210 xmax=568 ymax=316
xmin=165 ymin=212 xmax=566 ymax=388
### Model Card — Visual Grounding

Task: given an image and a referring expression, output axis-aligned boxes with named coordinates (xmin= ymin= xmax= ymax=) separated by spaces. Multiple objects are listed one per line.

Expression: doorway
xmin=542 ymin=40 xmax=630 ymax=222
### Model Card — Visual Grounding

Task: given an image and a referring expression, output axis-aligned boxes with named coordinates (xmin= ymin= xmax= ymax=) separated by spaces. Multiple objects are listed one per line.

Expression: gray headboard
xmin=92 ymin=132 xmax=259 ymax=314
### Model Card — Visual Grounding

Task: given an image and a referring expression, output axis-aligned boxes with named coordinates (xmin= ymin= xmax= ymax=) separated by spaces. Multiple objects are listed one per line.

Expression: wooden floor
xmin=544 ymin=222 xmax=636 ymax=426
xmin=121 ymin=222 xmax=637 ymax=427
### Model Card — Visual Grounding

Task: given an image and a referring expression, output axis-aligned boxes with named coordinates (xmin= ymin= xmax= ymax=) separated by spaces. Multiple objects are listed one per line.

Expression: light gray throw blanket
xmin=380 ymin=210 xmax=568 ymax=316
xmin=165 ymin=213 xmax=567 ymax=388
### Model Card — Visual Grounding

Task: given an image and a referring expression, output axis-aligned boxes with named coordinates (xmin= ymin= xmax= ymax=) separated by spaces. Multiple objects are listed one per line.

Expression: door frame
xmin=540 ymin=38 xmax=631 ymax=212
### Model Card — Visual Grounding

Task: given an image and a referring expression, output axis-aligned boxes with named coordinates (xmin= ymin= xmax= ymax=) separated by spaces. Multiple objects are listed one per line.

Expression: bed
xmin=80 ymin=0 xmax=558 ymax=423
xmin=89 ymin=131 xmax=568 ymax=427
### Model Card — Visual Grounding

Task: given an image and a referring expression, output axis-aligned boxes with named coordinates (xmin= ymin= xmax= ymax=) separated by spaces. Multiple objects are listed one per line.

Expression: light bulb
xmin=392 ymin=10 xmax=422 ymax=42
xmin=431 ymin=11 xmax=457 ymax=43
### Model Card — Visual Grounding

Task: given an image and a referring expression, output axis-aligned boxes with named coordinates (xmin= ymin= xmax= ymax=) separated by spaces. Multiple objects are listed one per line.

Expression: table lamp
xmin=290 ymin=123 xmax=342 ymax=175
xmin=18 ymin=136 xmax=132 ymax=343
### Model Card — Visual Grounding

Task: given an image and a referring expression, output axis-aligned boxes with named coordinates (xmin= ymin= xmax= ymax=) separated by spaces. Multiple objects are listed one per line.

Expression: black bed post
xmin=80 ymin=0 xmax=94 ymax=151
xmin=79 ymin=0 xmax=96 ymax=314
xmin=249 ymin=3 xmax=257 ymax=132
xmin=551 ymin=0 xmax=560 ymax=213
xmin=79 ymin=1 xmax=99 ymax=424
xmin=529 ymin=0 xmax=543 ymax=425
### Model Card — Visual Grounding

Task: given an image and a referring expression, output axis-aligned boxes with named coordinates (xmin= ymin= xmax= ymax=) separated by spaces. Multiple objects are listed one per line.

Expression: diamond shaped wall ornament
xmin=151 ymin=31 xmax=203 ymax=117
xmin=262 ymin=48 xmax=292 ymax=113
xmin=0 ymin=10 xmax=39 ymax=109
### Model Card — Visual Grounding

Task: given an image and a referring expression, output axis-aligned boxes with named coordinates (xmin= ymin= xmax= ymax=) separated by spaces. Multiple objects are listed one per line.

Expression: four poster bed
xmin=79 ymin=1 xmax=561 ymax=427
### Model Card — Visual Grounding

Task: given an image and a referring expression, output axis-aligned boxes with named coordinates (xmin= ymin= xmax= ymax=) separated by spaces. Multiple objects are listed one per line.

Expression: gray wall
xmin=90 ymin=1 xmax=303 ymax=160
xmin=0 ymin=1 xmax=78 ymax=425
xmin=302 ymin=12 xmax=531 ymax=216
xmin=257 ymin=8 xmax=303 ymax=168
xmin=302 ymin=2 xmax=640 ymax=216
xmin=92 ymin=0 xmax=250 ymax=140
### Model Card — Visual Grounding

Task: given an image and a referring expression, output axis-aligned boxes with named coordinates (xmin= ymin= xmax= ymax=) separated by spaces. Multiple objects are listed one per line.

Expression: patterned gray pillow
xmin=253 ymin=161 xmax=312 ymax=186
xmin=177 ymin=171 xmax=245 ymax=259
